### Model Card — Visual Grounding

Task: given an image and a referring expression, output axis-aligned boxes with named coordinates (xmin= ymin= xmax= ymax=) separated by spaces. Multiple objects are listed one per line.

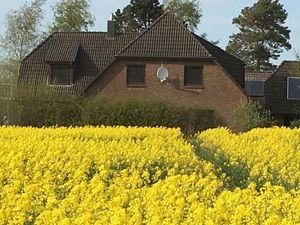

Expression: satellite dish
xmin=157 ymin=66 xmax=169 ymax=83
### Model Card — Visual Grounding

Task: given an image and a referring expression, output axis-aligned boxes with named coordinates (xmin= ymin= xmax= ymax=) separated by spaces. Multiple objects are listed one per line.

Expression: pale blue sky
xmin=0 ymin=0 xmax=299 ymax=65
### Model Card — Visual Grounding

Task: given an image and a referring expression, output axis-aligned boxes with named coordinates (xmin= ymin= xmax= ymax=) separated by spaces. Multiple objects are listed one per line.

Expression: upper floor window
xmin=245 ymin=81 xmax=265 ymax=97
xmin=184 ymin=66 xmax=203 ymax=87
xmin=287 ymin=77 xmax=300 ymax=100
xmin=49 ymin=64 xmax=72 ymax=86
xmin=127 ymin=65 xmax=145 ymax=86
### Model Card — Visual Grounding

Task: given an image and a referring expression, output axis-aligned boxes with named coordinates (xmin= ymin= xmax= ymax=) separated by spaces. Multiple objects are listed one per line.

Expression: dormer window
xmin=50 ymin=64 xmax=73 ymax=85
xmin=45 ymin=40 xmax=79 ymax=86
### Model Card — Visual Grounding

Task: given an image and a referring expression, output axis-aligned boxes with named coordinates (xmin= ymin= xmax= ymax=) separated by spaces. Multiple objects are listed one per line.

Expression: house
xmin=244 ymin=71 xmax=273 ymax=104
xmin=18 ymin=12 xmax=247 ymax=130
xmin=265 ymin=61 xmax=300 ymax=125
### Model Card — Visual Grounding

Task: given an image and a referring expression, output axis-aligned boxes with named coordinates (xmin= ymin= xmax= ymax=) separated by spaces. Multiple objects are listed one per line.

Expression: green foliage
xmin=50 ymin=0 xmax=95 ymax=33
xmin=290 ymin=119 xmax=300 ymax=128
xmin=113 ymin=0 xmax=162 ymax=32
xmin=82 ymin=96 xmax=216 ymax=135
xmin=234 ymin=100 xmax=275 ymax=131
xmin=163 ymin=0 xmax=202 ymax=32
xmin=0 ymin=0 xmax=45 ymax=83
xmin=17 ymin=87 xmax=82 ymax=127
xmin=226 ymin=0 xmax=291 ymax=71
xmin=0 ymin=99 xmax=19 ymax=125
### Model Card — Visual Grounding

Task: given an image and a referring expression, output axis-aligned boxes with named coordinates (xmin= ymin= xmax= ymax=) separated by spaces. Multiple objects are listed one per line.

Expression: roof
xmin=193 ymin=34 xmax=245 ymax=87
xmin=45 ymin=40 xmax=80 ymax=62
xmin=265 ymin=61 xmax=300 ymax=115
xmin=19 ymin=32 xmax=137 ymax=94
xmin=117 ymin=12 xmax=213 ymax=59
xmin=245 ymin=71 xmax=273 ymax=81
xmin=19 ymin=12 xmax=245 ymax=94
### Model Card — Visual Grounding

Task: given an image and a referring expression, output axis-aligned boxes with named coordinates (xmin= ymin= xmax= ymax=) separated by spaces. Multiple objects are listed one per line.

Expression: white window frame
xmin=287 ymin=77 xmax=300 ymax=100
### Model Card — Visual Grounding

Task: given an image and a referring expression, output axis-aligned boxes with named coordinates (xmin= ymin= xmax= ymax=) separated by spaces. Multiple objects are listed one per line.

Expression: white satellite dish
xmin=157 ymin=66 xmax=169 ymax=83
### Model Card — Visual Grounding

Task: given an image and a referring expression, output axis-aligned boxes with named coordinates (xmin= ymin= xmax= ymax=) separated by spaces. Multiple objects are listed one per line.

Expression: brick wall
xmin=86 ymin=59 xmax=247 ymax=131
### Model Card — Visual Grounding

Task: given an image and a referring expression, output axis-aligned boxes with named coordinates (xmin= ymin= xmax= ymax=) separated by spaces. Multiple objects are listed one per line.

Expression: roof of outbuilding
xmin=245 ymin=71 xmax=273 ymax=81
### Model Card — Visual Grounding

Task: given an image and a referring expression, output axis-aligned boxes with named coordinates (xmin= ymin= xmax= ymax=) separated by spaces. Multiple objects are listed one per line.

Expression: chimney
xmin=106 ymin=20 xmax=116 ymax=40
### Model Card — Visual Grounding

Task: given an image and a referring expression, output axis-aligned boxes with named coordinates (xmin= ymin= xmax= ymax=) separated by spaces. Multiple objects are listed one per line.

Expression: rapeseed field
xmin=0 ymin=126 xmax=299 ymax=224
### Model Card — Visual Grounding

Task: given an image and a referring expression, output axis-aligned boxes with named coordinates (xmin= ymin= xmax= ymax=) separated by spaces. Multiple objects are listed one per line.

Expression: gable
xmin=117 ymin=12 xmax=213 ymax=59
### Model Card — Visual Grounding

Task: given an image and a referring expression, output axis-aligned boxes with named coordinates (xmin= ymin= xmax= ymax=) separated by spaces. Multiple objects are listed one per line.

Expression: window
xmin=49 ymin=64 xmax=72 ymax=85
xmin=184 ymin=66 xmax=203 ymax=87
xmin=287 ymin=77 xmax=300 ymax=100
xmin=127 ymin=65 xmax=145 ymax=86
xmin=245 ymin=81 xmax=265 ymax=97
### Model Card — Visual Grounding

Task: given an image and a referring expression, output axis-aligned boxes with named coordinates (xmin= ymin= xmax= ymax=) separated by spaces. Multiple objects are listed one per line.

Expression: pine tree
xmin=113 ymin=0 xmax=163 ymax=32
xmin=226 ymin=0 xmax=291 ymax=71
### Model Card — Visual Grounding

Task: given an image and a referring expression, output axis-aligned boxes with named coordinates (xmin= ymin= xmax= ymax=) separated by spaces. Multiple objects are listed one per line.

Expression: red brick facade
xmin=86 ymin=59 xmax=247 ymax=130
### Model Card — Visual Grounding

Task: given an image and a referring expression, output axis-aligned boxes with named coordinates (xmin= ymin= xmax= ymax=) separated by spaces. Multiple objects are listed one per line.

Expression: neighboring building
xmin=245 ymin=71 xmax=273 ymax=104
xmin=265 ymin=61 xmax=300 ymax=125
xmin=18 ymin=12 xmax=247 ymax=130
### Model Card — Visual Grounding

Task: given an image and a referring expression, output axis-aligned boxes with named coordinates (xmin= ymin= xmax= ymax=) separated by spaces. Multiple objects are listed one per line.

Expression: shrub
xmin=290 ymin=119 xmax=300 ymax=128
xmin=17 ymin=87 xmax=82 ymax=127
xmin=82 ymin=96 xmax=216 ymax=135
xmin=0 ymin=99 xmax=20 ymax=125
xmin=234 ymin=100 xmax=275 ymax=131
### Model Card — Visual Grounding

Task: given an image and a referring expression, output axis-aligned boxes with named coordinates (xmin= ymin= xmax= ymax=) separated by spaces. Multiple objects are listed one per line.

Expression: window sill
xmin=184 ymin=85 xmax=203 ymax=89
xmin=127 ymin=85 xmax=146 ymax=88
xmin=47 ymin=84 xmax=74 ymax=87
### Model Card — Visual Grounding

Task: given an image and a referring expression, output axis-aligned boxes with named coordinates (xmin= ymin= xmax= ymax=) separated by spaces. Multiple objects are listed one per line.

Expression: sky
xmin=0 ymin=0 xmax=299 ymax=65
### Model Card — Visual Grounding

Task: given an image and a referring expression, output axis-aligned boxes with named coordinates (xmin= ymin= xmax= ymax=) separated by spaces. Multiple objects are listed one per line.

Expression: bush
xmin=234 ymin=100 xmax=275 ymax=131
xmin=0 ymin=99 xmax=20 ymax=125
xmin=82 ymin=96 xmax=216 ymax=135
xmin=290 ymin=119 xmax=300 ymax=128
xmin=17 ymin=87 xmax=82 ymax=127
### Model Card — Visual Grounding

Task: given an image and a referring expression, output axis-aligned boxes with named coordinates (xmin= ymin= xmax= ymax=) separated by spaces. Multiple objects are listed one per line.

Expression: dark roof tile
xmin=117 ymin=12 xmax=213 ymax=59
xmin=45 ymin=40 xmax=79 ymax=62
xmin=245 ymin=71 xmax=273 ymax=81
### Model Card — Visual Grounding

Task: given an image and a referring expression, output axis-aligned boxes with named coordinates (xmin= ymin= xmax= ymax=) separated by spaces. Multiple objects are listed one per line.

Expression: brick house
xmin=265 ymin=61 xmax=300 ymax=125
xmin=244 ymin=71 xmax=273 ymax=105
xmin=19 ymin=12 xmax=247 ymax=130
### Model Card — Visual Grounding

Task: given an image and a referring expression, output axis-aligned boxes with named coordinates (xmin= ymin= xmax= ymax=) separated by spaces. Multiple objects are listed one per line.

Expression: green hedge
xmin=82 ymin=96 xmax=216 ymax=135
xmin=3 ymin=88 xmax=216 ymax=134
xmin=17 ymin=88 xmax=82 ymax=127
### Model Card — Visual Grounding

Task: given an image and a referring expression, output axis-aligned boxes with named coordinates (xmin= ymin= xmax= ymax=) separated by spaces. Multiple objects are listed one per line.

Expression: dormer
xmin=45 ymin=40 xmax=79 ymax=86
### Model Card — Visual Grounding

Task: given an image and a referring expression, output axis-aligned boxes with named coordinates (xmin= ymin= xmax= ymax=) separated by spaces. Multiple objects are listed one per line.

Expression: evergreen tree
xmin=226 ymin=0 xmax=291 ymax=71
xmin=163 ymin=0 xmax=202 ymax=32
xmin=50 ymin=0 xmax=95 ymax=33
xmin=113 ymin=0 xmax=163 ymax=32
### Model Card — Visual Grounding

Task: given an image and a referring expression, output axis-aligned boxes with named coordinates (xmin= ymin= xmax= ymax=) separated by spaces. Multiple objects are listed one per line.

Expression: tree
xmin=50 ymin=0 xmax=95 ymax=33
xmin=234 ymin=100 xmax=275 ymax=131
xmin=113 ymin=0 xmax=163 ymax=32
xmin=226 ymin=0 xmax=291 ymax=71
xmin=163 ymin=0 xmax=202 ymax=32
xmin=0 ymin=0 xmax=45 ymax=83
